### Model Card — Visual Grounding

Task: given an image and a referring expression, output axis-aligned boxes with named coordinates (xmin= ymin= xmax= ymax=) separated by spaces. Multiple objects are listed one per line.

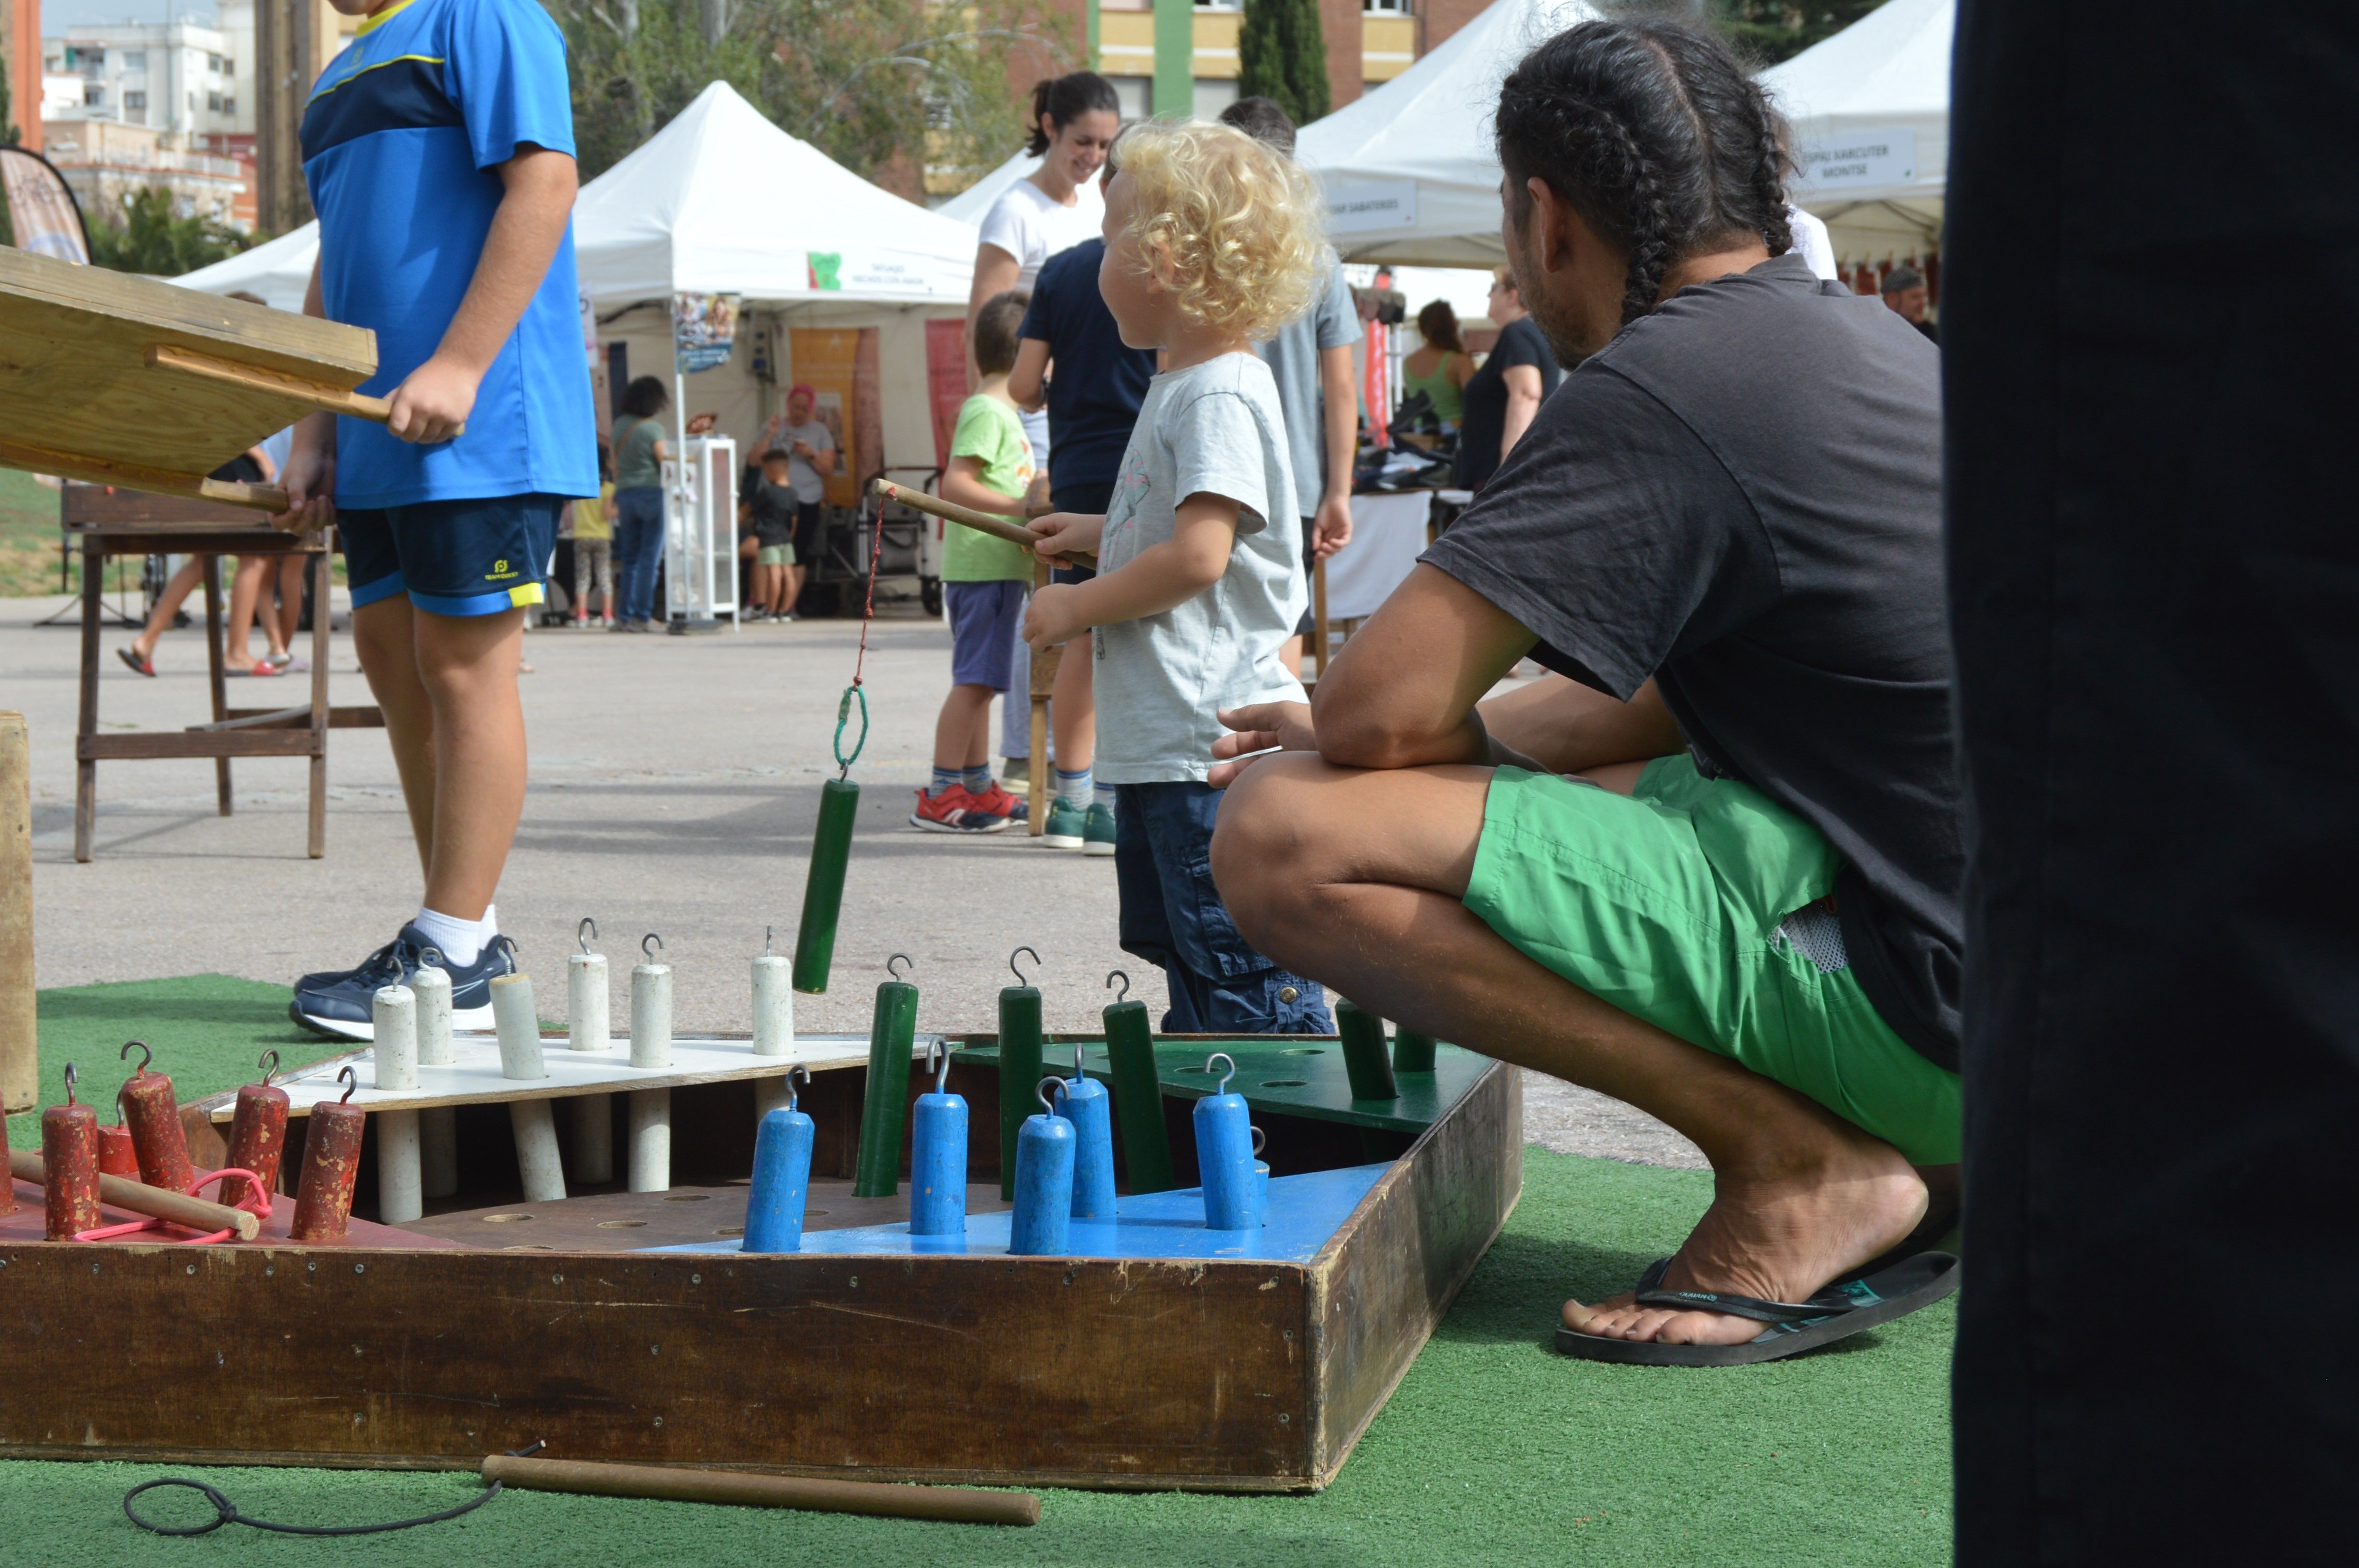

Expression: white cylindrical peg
xmin=510 ymin=1099 xmax=567 ymax=1201
xmin=412 ymin=963 xmax=455 ymax=1065
xmin=752 ymin=1074 xmax=793 ymax=1123
xmin=376 ymin=1107 xmax=424 ymax=1223
xmin=491 ymin=973 xmax=546 ymax=1080
xmin=568 ymin=951 xmax=610 ymax=1051
xmin=752 ymin=953 xmax=793 ymax=1056
xmin=571 ymin=1093 xmax=615 ymax=1184
xmin=420 ymin=1107 xmax=459 ymax=1197
xmin=630 ymin=961 xmax=672 ymax=1069
xmin=627 ymin=1088 xmax=671 ymax=1192
xmin=372 ymin=984 xmax=418 ymax=1090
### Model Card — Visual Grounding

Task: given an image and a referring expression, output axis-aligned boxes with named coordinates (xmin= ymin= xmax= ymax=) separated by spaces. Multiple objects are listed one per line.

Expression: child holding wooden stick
xmin=1022 ymin=121 xmax=1333 ymax=1032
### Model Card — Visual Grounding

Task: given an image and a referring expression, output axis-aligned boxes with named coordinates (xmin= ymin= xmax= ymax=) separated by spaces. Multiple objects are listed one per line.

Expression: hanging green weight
xmin=1336 ymin=999 xmax=1399 ymax=1102
xmin=1391 ymin=1027 xmax=1439 ymax=1074
xmin=997 ymin=947 xmax=1045 ymax=1200
xmin=1102 ymin=976 xmax=1176 ymax=1195
xmin=793 ymin=777 xmax=860 ymax=994
xmin=852 ymin=958 xmax=918 ymax=1197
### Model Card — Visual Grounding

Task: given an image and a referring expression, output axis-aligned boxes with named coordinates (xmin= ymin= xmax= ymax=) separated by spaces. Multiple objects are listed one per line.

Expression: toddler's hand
xmin=1208 ymin=702 xmax=1316 ymax=788
xmin=1024 ymin=583 xmax=1085 ymax=652
xmin=1027 ymin=511 xmax=1104 ymax=560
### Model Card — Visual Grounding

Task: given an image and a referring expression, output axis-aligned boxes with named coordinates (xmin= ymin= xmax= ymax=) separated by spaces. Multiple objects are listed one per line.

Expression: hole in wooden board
xmin=714 ymin=1227 xmax=744 ymax=1237
xmin=1279 ymin=1047 xmax=1326 ymax=1055
xmin=662 ymin=1194 xmax=712 ymax=1203
xmin=502 ymin=1244 xmax=556 ymax=1252
xmin=1259 ymin=1079 xmax=1309 ymax=1088
xmin=596 ymin=1220 xmax=647 ymax=1229
xmin=482 ymin=1213 xmax=535 ymax=1223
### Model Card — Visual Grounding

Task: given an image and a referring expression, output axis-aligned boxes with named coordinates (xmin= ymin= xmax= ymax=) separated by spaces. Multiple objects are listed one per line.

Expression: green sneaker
xmin=1041 ymin=796 xmax=1087 ymax=849
xmin=1082 ymin=801 xmax=1117 ymax=858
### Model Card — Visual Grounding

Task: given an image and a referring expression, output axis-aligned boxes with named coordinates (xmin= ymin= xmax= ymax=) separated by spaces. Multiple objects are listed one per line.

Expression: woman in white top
xmin=968 ymin=71 xmax=1121 ymax=467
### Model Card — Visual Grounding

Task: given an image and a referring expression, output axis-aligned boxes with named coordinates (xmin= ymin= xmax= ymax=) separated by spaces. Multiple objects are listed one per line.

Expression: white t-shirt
xmin=1092 ymin=353 xmax=1307 ymax=784
xmin=977 ymin=178 xmax=1103 ymax=287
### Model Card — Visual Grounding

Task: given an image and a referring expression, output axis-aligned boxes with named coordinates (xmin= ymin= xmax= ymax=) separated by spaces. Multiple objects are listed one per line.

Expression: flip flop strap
xmin=1630 ymin=1257 xmax=1864 ymax=1325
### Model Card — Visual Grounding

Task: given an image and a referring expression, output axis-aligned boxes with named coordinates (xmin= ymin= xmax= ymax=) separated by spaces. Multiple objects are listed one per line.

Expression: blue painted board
xmin=640 ymin=1163 xmax=1389 ymax=1263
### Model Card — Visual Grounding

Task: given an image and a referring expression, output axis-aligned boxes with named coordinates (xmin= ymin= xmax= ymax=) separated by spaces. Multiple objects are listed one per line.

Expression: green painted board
xmin=951 ymin=1035 xmax=1490 ymax=1135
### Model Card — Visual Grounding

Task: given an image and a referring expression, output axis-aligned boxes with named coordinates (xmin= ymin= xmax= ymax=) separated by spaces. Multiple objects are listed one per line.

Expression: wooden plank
xmin=1306 ymin=1061 xmax=1520 ymax=1487
xmin=77 ymin=729 xmax=322 ymax=761
xmin=0 ymin=246 xmax=371 ymax=510
xmin=66 ymin=527 xmax=315 ymax=556
xmin=0 ymin=437 xmax=294 ymax=517
xmin=399 ymin=1179 xmax=1017 ymax=1254
xmin=0 ymin=713 xmax=31 ymax=1111
xmin=61 ymin=484 xmax=266 ymax=528
xmin=218 ymin=705 xmax=385 ymax=730
xmin=147 ymin=344 xmax=393 ymax=424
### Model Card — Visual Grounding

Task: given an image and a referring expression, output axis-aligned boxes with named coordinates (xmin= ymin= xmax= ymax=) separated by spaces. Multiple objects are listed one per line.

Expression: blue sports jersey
xmin=303 ymin=0 xmax=597 ymax=509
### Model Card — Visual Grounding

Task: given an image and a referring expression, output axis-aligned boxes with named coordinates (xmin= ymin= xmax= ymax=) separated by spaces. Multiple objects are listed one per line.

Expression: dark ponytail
xmin=1026 ymin=71 xmax=1120 ymax=156
xmin=1416 ymin=300 xmax=1465 ymax=355
xmin=1494 ymin=19 xmax=1794 ymax=328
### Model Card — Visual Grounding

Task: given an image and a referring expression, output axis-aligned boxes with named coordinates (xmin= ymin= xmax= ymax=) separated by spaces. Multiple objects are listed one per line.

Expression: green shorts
xmin=1464 ymin=757 xmax=1961 ymax=1165
xmin=757 ymin=543 xmax=795 ymax=567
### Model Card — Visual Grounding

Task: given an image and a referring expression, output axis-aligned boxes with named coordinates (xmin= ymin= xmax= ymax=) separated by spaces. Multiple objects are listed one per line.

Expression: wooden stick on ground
xmin=870 ymin=479 xmax=1095 ymax=566
xmin=479 ymin=1454 xmax=1041 ymax=1527
xmin=8 ymin=1149 xmax=262 ymax=1240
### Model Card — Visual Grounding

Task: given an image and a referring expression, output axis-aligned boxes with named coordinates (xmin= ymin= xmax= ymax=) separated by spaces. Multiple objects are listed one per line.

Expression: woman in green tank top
xmin=1400 ymin=299 xmax=1476 ymax=429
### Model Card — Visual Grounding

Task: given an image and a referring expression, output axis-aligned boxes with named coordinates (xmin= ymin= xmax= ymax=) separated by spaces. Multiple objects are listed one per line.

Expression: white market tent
xmin=1294 ymin=0 xmax=1602 ymax=268
xmin=1758 ymin=0 xmax=1950 ymax=261
xmin=176 ymin=221 xmax=319 ymax=311
xmin=934 ymin=149 xmax=1041 ymax=224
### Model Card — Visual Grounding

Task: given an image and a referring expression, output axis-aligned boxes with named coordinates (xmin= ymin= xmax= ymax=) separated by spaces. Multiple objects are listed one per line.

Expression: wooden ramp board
xmin=0 ymin=246 xmax=376 ymax=510
xmin=0 ymin=1055 xmax=1521 ymax=1492
xmin=0 ymin=1178 xmax=460 ymax=1249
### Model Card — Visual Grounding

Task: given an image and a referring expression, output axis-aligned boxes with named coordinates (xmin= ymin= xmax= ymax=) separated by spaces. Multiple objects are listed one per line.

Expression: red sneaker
xmin=908 ymin=785 xmax=1014 ymax=834
xmin=966 ymin=781 xmax=1030 ymax=824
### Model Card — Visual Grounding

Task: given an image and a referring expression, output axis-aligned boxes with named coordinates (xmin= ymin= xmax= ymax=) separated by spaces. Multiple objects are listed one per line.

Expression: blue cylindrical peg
xmin=1010 ymin=1097 xmax=1076 ymax=1256
xmin=910 ymin=1045 xmax=969 ymax=1237
xmin=1055 ymin=1055 xmax=1117 ymax=1220
xmin=1193 ymin=1054 xmax=1258 ymax=1231
xmin=744 ymin=1103 xmax=814 ymax=1253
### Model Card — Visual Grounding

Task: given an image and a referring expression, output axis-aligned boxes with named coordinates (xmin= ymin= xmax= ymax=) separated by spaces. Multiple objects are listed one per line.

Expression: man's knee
xmin=1212 ymin=754 xmax=1351 ymax=950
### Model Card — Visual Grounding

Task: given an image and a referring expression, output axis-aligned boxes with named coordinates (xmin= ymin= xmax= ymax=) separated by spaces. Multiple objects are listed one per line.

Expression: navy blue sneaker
xmin=289 ymin=923 xmax=513 ymax=1041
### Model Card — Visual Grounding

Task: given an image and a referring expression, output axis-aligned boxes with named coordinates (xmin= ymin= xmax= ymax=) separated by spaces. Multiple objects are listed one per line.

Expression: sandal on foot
xmin=1553 ymin=1251 xmax=1960 ymax=1367
xmin=116 ymin=647 xmax=156 ymax=677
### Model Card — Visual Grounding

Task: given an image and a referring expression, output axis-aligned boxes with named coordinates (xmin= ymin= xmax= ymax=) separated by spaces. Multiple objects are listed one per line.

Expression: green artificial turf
xmin=2 ymin=977 xmax=1955 ymax=1567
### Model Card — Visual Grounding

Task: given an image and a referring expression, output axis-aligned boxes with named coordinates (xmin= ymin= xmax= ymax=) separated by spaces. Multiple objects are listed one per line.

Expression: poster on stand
xmin=673 ymin=292 xmax=741 ymax=373
xmin=788 ymin=327 xmax=879 ymax=508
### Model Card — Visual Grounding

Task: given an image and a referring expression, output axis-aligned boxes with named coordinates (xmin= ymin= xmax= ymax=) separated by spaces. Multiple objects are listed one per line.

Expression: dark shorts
xmin=1051 ymin=482 xmax=1112 ymax=586
xmin=792 ymin=499 xmax=822 ymax=552
xmin=945 ymin=579 xmax=1026 ymax=691
xmin=1114 ymin=781 xmax=1334 ymax=1035
xmin=341 ymin=493 xmax=565 ymax=617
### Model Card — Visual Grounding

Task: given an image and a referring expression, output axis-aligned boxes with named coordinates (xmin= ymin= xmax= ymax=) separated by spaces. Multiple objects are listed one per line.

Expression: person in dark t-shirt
xmin=1207 ymin=17 xmax=1962 ymax=1366
xmin=1457 ymin=266 xmax=1563 ymax=490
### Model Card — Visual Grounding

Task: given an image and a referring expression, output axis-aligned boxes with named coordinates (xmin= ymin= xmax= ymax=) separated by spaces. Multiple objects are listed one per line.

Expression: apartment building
xmin=41 ymin=17 xmax=249 ymax=138
xmin=1084 ymin=0 xmax=1492 ymax=122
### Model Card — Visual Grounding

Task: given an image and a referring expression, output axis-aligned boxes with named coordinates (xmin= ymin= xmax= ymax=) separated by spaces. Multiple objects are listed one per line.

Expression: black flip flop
xmin=116 ymin=647 xmax=155 ymax=677
xmin=1554 ymin=1251 xmax=1960 ymax=1367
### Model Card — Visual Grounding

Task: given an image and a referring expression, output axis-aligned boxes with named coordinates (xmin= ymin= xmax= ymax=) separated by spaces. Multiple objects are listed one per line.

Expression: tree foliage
xmin=1707 ymin=0 xmax=1886 ymax=67
xmin=86 ymin=187 xmax=255 ymax=277
xmin=543 ymin=0 xmax=1071 ymax=193
xmin=1237 ymin=0 xmax=1330 ymax=128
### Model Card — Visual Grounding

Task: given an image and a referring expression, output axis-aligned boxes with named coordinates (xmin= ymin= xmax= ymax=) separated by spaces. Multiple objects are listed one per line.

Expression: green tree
xmin=1237 ymin=0 xmax=1329 ymax=127
xmin=543 ymin=0 xmax=1068 ymax=193
xmin=85 ymin=187 xmax=256 ymax=277
xmin=1708 ymin=1 xmax=1886 ymax=66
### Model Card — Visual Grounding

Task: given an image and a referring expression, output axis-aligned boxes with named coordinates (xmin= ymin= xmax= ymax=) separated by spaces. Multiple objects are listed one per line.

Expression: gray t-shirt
xmin=777 ymin=419 xmax=835 ymax=504
xmin=1252 ymin=255 xmax=1363 ymax=520
xmin=1093 ymin=353 xmax=1307 ymax=785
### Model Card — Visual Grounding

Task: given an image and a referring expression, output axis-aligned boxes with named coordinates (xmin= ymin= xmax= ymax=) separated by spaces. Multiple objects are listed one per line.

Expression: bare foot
xmin=1563 ymin=1120 xmax=1928 ymax=1347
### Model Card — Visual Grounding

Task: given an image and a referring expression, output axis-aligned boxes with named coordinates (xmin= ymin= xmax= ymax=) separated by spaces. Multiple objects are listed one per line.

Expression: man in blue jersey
xmin=280 ymin=0 xmax=598 ymax=1038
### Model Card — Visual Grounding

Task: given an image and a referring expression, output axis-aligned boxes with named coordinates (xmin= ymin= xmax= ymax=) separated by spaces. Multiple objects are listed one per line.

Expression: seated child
xmin=739 ymin=446 xmax=801 ymax=622
xmin=1023 ymin=121 xmax=1334 ymax=1032
xmin=912 ymin=288 xmax=1039 ymax=834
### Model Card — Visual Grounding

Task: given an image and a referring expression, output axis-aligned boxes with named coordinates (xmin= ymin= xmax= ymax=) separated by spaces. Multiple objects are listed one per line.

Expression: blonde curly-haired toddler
xmin=1022 ymin=118 xmax=1334 ymax=1034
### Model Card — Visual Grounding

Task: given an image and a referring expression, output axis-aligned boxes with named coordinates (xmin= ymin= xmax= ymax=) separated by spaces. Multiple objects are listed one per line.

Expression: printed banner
xmin=925 ymin=317 xmax=968 ymax=469
xmin=0 ymin=148 xmax=89 ymax=264
xmin=788 ymin=326 xmax=862 ymax=507
xmin=672 ymin=291 xmax=741 ymax=373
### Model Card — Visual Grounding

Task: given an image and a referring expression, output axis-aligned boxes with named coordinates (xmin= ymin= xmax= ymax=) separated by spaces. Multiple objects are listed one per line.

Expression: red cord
xmin=848 ymin=493 xmax=887 ymax=693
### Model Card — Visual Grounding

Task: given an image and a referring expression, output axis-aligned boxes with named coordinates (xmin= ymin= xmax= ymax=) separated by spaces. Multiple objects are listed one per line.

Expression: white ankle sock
xmin=413 ymin=904 xmax=495 ymax=968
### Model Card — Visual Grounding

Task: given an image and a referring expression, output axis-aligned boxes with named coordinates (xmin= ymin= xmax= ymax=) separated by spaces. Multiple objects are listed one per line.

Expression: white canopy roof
xmin=178 ymin=81 xmax=977 ymax=310
xmin=934 ymin=149 xmax=1041 ymax=225
xmin=1293 ymin=0 xmax=1602 ymax=267
xmin=570 ymin=81 xmax=974 ymax=304
xmin=1759 ymin=0 xmax=1949 ymax=254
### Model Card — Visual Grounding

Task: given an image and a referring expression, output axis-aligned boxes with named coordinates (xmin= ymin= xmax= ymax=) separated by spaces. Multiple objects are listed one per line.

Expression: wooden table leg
xmin=202 ymin=555 xmax=230 ymax=817
xmin=74 ymin=540 xmax=101 ymax=863
xmin=307 ymin=542 xmax=330 ymax=858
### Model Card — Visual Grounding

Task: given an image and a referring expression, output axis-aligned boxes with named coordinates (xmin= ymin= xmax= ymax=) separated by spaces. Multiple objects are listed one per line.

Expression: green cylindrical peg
xmin=1336 ymin=999 xmax=1399 ymax=1102
xmin=852 ymin=961 xmax=918 ymax=1197
xmin=793 ymin=777 xmax=860 ymax=994
xmin=1103 ymin=983 xmax=1176 ymax=1195
xmin=997 ymin=983 xmax=1044 ymax=1199
xmin=1392 ymin=1027 xmax=1438 ymax=1074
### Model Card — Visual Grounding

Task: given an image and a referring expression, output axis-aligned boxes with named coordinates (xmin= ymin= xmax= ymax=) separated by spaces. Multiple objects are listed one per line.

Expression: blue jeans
xmin=613 ymin=484 xmax=664 ymax=623
xmin=1114 ymin=781 xmax=1333 ymax=1035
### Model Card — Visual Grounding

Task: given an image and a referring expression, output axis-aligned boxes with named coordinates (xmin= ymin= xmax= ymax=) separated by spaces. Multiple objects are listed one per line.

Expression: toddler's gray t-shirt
xmin=1093 ymin=353 xmax=1308 ymax=784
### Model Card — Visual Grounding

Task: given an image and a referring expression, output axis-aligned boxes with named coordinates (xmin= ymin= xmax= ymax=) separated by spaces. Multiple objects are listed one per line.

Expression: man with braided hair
xmin=1207 ymin=16 xmax=1960 ymax=1365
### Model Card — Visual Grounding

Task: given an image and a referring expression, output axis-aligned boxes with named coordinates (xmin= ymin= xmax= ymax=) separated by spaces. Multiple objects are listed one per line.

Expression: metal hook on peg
xmin=1206 ymin=1052 xmax=1237 ymax=1095
xmin=1105 ymin=969 xmax=1130 ymax=1004
xmin=578 ymin=917 xmax=598 ymax=954
xmin=886 ymin=952 xmax=914 ymax=982
xmin=119 ymin=1039 xmax=152 ymax=1073
xmin=928 ymin=1038 xmax=951 ymax=1094
xmin=1009 ymin=946 xmax=1041 ymax=987
xmin=63 ymin=1061 xmax=79 ymax=1105
xmin=258 ymin=1049 xmax=280 ymax=1088
xmin=764 ymin=925 xmax=775 ymax=958
xmin=787 ymin=1062 xmax=811 ymax=1113
xmin=641 ymin=932 xmax=665 ymax=963
xmin=336 ymin=1065 xmax=358 ymax=1103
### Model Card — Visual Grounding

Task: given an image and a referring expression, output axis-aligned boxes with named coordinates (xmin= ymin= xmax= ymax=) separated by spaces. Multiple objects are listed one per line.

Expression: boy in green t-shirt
xmin=912 ymin=290 xmax=1040 ymax=832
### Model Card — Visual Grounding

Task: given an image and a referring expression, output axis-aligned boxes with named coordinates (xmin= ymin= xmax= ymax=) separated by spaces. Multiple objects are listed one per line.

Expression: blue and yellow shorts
xmin=339 ymin=493 xmax=564 ymax=617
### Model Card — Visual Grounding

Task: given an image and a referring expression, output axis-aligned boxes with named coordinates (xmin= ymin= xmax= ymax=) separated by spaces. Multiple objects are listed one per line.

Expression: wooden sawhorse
xmin=67 ymin=485 xmax=382 ymax=862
